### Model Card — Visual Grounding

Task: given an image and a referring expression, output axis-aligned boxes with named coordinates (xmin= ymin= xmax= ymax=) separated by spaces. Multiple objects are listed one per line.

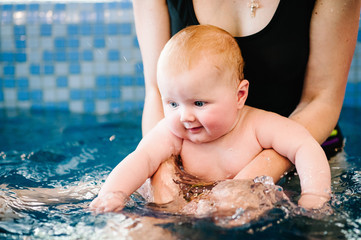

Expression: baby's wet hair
xmin=158 ymin=25 xmax=244 ymax=83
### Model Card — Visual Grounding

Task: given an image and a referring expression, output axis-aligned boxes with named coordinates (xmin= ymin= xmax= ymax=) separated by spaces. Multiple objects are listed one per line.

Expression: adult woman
xmin=132 ymin=0 xmax=361 ymax=182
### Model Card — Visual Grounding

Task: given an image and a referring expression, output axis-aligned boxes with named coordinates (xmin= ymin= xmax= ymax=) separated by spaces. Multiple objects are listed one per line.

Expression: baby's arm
xmin=255 ymin=111 xmax=331 ymax=209
xmin=90 ymin=119 xmax=182 ymax=212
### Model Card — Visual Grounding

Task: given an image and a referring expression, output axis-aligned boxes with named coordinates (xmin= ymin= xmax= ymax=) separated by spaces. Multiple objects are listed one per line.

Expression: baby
xmin=90 ymin=25 xmax=331 ymax=212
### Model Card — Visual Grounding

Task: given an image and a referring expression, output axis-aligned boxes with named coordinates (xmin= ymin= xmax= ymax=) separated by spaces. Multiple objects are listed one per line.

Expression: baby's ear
xmin=237 ymin=80 xmax=249 ymax=108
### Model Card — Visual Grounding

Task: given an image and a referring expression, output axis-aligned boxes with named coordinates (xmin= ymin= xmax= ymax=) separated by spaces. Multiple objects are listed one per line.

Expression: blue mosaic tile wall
xmin=0 ymin=1 xmax=143 ymax=114
xmin=0 ymin=1 xmax=361 ymax=114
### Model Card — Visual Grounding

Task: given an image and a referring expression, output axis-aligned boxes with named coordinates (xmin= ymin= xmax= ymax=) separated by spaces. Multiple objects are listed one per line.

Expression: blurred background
xmin=0 ymin=1 xmax=361 ymax=114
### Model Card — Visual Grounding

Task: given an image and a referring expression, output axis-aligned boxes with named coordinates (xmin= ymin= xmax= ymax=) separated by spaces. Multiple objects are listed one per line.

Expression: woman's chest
xmin=192 ymin=0 xmax=280 ymax=37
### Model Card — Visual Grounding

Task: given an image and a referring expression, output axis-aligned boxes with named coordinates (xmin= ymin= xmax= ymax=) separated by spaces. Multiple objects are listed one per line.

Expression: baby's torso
xmin=179 ymin=110 xmax=263 ymax=181
xmin=150 ymin=106 xmax=266 ymax=203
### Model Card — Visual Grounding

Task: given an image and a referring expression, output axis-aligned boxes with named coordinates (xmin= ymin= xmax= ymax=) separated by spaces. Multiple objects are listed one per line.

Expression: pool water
xmin=0 ymin=107 xmax=360 ymax=239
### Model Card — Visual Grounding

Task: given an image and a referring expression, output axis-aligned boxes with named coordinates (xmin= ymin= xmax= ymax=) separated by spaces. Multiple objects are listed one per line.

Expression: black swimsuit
xmin=166 ymin=0 xmax=315 ymax=117
xmin=166 ymin=0 xmax=343 ymax=158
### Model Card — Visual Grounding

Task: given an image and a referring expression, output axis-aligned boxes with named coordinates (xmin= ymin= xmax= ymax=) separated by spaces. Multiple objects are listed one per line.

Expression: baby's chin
xmin=169 ymin=127 xmax=225 ymax=144
xmin=183 ymin=133 xmax=223 ymax=144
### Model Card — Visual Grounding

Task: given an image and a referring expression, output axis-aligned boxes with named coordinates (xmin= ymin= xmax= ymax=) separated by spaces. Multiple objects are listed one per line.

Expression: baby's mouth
xmin=186 ymin=126 xmax=203 ymax=133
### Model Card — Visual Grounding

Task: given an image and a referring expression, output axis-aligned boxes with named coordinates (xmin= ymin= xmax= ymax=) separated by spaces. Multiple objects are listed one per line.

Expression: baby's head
xmin=157 ymin=25 xmax=249 ymax=143
xmin=157 ymin=25 xmax=244 ymax=87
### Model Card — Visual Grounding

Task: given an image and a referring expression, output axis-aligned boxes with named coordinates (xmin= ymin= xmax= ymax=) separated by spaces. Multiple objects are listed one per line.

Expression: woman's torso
xmin=166 ymin=0 xmax=315 ymax=117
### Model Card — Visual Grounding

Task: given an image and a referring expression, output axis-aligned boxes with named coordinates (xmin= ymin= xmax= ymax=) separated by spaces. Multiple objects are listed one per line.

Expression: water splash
xmin=148 ymin=177 xmax=290 ymax=228
xmin=1 ymin=109 xmax=361 ymax=239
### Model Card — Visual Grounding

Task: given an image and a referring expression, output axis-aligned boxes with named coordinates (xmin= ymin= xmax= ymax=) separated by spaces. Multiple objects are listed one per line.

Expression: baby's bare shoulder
xmin=244 ymin=106 xmax=283 ymax=119
xmin=242 ymin=106 xmax=293 ymax=129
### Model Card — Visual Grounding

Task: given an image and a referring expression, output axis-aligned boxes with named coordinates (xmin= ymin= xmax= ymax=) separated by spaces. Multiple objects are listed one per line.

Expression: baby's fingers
xmin=89 ymin=197 xmax=100 ymax=209
xmin=89 ymin=197 xmax=107 ymax=212
xmin=89 ymin=191 xmax=129 ymax=213
xmin=298 ymin=193 xmax=330 ymax=210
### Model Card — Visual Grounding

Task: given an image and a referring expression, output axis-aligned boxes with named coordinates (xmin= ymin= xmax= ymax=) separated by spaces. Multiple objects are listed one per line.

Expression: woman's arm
xmin=234 ymin=149 xmax=292 ymax=182
xmin=290 ymin=0 xmax=360 ymax=142
xmin=235 ymin=0 xmax=360 ymax=182
xmin=133 ymin=0 xmax=171 ymax=135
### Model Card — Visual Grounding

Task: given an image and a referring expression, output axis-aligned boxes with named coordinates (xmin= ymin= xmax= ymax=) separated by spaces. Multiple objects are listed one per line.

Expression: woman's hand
xmin=89 ymin=191 xmax=129 ymax=213
xmin=234 ymin=149 xmax=293 ymax=183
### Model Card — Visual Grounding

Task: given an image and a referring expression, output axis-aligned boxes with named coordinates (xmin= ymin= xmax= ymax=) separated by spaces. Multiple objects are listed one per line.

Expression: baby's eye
xmin=194 ymin=101 xmax=205 ymax=107
xmin=169 ymin=102 xmax=178 ymax=108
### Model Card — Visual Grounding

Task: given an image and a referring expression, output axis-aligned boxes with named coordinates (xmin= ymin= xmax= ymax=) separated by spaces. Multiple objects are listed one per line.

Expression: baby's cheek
xmin=203 ymin=111 xmax=234 ymax=134
xmin=202 ymin=112 xmax=223 ymax=128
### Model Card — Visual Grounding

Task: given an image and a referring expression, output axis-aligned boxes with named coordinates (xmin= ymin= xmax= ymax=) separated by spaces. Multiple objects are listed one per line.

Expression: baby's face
xmin=158 ymin=59 xmax=241 ymax=143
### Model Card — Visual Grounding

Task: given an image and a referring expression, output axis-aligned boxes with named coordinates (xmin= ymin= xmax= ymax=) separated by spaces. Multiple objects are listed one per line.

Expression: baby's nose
xmin=180 ymin=107 xmax=195 ymax=122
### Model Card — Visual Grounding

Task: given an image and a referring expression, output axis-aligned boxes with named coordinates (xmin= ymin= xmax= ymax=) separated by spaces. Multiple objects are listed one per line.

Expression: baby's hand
xmin=89 ymin=191 xmax=129 ymax=213
xmin=298 ymin=193 xmax=330 ymax=210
